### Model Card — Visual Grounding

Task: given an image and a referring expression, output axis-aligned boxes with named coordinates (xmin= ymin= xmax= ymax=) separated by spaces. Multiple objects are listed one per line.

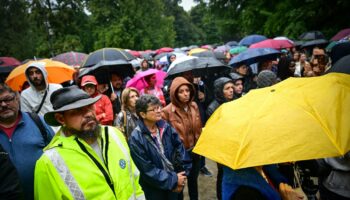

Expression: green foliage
xmin=1 ymin=0 xmax=349 ymax=60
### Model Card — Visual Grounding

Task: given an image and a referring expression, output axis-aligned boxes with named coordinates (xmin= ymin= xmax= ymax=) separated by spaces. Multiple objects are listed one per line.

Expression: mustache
xmin=81 ymin=116 xmax=98 ymax=127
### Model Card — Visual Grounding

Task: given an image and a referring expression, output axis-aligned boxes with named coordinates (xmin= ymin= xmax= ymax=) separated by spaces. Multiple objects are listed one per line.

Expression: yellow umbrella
xmin=193 ymin=73 xmax=350 ymax=170
xmin=188 ymin=48 xmax=208 ymax=56
xmin=6 ymin=59 xmax=75 ymax=91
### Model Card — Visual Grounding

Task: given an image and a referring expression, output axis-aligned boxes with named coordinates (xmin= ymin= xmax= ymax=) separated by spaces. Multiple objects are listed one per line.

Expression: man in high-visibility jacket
xmin=34 ymin=85 xmax=145 ymax=200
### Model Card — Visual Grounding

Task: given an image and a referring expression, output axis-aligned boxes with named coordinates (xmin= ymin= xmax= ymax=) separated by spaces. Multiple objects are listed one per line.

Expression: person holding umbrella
xmin=81 ymin=75 xmax=113 ymax=125
xmin=140 ymin=73 xmax=166 ymax=106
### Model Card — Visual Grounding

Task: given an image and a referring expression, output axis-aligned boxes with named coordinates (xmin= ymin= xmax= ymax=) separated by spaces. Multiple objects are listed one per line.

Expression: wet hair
xmin=135 ymin=94 xmax=161 ymax=117
xmin=121 ymin=87 xmax=140 ymax=111
xmin=0 ymin=83 xmax=17 ymax=95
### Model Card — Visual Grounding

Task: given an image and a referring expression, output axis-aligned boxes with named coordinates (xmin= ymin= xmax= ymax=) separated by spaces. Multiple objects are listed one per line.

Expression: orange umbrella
xmin=5 ymin=59 xmax=75 ymax=91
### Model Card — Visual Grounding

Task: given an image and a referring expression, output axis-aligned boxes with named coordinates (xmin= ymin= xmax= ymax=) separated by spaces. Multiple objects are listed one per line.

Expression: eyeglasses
xmin=0 ymin=95 xmax=15 ymax=105
xmin=146 ymin=106 xmax=162 ymax=112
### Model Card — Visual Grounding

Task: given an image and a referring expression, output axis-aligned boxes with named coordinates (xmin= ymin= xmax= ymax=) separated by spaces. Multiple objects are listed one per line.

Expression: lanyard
xmin=75 ymin=127 xmax=115 ymax=195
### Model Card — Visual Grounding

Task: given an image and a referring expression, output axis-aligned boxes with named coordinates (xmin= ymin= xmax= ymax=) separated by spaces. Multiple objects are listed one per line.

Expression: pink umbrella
xmin=126 ymin=69 xmax=166 ymax=91
xmin=250 ymin=39 xmax=294 ymax=49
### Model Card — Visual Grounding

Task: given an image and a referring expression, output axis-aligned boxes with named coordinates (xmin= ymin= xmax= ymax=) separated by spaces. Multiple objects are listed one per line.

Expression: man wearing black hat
xmin=34 ymin=86 xmax=145 ymax=200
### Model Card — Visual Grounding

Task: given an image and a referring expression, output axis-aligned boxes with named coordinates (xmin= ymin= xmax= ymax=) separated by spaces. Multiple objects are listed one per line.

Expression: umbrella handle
xmin=110 ymin=81 xmax=114 ymax=94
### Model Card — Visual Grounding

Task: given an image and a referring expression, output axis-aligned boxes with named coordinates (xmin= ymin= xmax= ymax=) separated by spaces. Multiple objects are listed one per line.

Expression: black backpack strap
xmin=28 ymin=112 xmax=49 ymax=145
xmin=35 ymin=89 xmax=48 ymax=114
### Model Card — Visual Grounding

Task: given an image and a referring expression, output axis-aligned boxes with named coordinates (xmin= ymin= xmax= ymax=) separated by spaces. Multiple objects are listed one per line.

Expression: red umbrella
xmin=52 ymin=52 xmax=87 ymax=67
xmin=155 ymin=47 xmax=173 ymax=55
xmin=127 ymin=50 xmax=142 ymax=58
xmin=126 ymin=69 xmax=166 ymax=91
xmin=331 ymin=28 xmax=350 ymax=41
xmin=250 ymin=39 xmax=294 ymax=49
xmin=0 ymin=57 xmax=21 ymax=67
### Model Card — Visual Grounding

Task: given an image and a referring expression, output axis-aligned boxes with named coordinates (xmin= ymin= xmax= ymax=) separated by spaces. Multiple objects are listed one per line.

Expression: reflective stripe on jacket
xmin=34 ymin=126 xmax=144 ymax=200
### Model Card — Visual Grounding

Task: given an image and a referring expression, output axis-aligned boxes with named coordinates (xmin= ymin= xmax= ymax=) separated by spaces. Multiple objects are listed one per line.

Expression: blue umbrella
xmin=239 ymin=35 xmax=267 ymax=46
xmin=229 ymin=48 xmax=280 ymax=68
xmin=226 ymin=41 xmax=239 ymax=47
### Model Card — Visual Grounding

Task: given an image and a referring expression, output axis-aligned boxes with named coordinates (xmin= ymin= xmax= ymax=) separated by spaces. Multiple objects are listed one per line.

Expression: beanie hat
xmin=257 ymin=70 xmax=277 ymax=88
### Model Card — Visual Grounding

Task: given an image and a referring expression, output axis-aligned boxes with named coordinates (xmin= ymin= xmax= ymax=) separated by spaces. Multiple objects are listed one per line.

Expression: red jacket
xmin=93 ymin=93 xmax=114 ymax=125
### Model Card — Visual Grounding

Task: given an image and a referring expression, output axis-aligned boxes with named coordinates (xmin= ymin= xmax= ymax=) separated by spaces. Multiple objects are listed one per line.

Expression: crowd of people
xmin=0 ymin=40 xmax=349 ymax=200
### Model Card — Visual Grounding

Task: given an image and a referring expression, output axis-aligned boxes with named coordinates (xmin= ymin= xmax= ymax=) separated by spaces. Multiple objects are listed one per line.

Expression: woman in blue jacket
xmin=128 ymin=94 xmax=191 ymax=200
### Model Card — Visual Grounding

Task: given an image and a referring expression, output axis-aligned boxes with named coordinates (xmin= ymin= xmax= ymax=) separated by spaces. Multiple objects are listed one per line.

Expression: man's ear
xmin=54 ymin=113 xmax=65 ymax=125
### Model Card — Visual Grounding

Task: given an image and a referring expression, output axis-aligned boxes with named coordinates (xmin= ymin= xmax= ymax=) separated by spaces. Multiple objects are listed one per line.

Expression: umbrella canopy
xmin=0 ymin=57 xmax=21 ymax=67
xmin=214 ymin=45 xmax=230 ymax=52
xmin=79 ymin=60 xmax=134 ymax=84
xmin=193 ymin=73 xmax=350 ymax=170
xmin=298 ymin=31 xmax=325 ymax=41
xmin=52 ymin=51 xmax=87 ymax=67
xmin=155 ymin=47 xmax=173 ymax=55
xmin=188 ymin=48 xmax=208 ymax=56
xmin=191 ymin=50 xmax=226 ymax=60
xmin=327 ymin=54 xmax=350 ymax=75
xmin=328 ymin=41 xmax=350 ymax=65
xmin=166 ymin=56 xmax=230 ymax=79
xmin=140 ymin=52 xmax=153 ymax=61
xmin=300 ymin=39 xmax=329 ymax=49
xmin=127 ymin=50 xmax=142 ymax=58
xmin=6 ymin=59 xmax=75 ymax=91
xmin=229 ymin=48 xmax=280 ymax=68
xmin=81 ymin=48 xmax=136 ymax=68
xmin=331 ymin=28 xmax=350 ymax=41
xmin=226 ymin=41 xmax=238 ymax=47
xmin=239 ymin=35 xmax=267 ymax=46
xmin=229 ymin=46 xmax=248 ymax=55
xmin=249 ymin=39 xmax=294 ymax=50
xmin=126 ymin=69 xmax=166 ymax=91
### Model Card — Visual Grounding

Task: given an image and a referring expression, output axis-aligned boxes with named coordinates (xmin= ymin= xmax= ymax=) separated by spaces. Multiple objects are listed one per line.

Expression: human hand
xmin=198 ymin=91 xmax=205 ymax=101
xmin=110 ymin=93 xmax=117 ymax=101
xmin=172 ymin=171 xmax=186 ymax=193
xmin=279 ymin=183 xmax=304 ymax=200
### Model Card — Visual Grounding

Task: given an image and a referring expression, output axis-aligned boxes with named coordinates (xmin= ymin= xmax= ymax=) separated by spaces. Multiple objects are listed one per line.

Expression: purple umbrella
xmin=52 ymin=52 xmax=87 ymax=67
xmin=331 ymin=28 xmax=350 ymax=41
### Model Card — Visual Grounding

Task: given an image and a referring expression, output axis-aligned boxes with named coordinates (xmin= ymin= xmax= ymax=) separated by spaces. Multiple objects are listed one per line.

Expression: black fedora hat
xmin=44 ymin=85 xmax=101 ymax=126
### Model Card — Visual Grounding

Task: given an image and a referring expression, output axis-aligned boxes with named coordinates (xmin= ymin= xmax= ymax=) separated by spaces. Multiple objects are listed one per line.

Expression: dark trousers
xmin=216 ymin=163 xmax=223 ymax=200
xmin=178 ymin=151 xmax=201 ymax=200
xmin=200 ymin=156 xmax=205 ymax=169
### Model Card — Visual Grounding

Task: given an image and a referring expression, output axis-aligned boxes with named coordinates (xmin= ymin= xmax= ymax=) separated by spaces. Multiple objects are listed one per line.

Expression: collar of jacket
xmin=43 ymin=126 xmax=104 ymax=152
xmin=137 ymin=119 xmax=166 ymax=136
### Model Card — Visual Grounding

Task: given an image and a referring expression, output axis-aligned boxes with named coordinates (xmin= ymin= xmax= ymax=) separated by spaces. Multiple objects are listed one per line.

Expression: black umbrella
xmin=298 ymin=31 xmax=326 ymax=41
xmin=300 ymin=39 xmax=329 ymax=49
xmin=329 ymin=41 xmax=350 ymax=64
xmin=81 ymin=48 xmax=136 ymax=68
xmin=79 ymin=60 xmax=135 ymax=84
xmin=166 ymin=56 xmax=231 ymax=79
xmin=191 ymin=51 xmax=225 ymax=59
xmin=326 ymin=54 xmax=350 ymax=75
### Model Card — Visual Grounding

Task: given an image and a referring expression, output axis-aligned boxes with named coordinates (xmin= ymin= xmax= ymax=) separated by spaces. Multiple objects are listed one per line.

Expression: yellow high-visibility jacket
xmin=34 ymin=125 xmax=144 ymax=200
